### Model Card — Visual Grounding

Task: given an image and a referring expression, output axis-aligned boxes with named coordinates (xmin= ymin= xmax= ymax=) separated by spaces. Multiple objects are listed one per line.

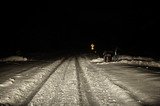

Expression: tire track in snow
xmin=83 ymin=57 xmax=141 ymax=106
xmin=94 ymin=63 xmax=160 ymax=106
xmin=28 ymin=57 xmax=79 ymax=105
xmin=103 ymin=74 xmax=146 ymax=105
xmin=49 ymin=57 xmax=80 ymax=105
xmin=62 ymin=58 xmax=72 ymax=81
xmin=75 ymin=58 xmax=83 ymax=106
xmin=24 ymin=57 xmax=68 ymax=106
xmin=75 ymin=57 xmax=99 ymax=106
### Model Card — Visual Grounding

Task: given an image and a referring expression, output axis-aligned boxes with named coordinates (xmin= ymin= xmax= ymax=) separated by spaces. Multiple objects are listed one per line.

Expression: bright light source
xmin=91 ymin=43 xmax=95 ymax=50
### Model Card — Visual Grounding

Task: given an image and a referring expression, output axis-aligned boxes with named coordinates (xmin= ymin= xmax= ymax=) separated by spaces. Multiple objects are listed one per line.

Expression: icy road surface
xmin=0 ymin=56 xmax=160 ymax=106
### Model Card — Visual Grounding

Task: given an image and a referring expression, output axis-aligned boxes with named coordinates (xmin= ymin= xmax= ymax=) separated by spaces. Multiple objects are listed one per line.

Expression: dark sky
xmin=1 ymin=2 xmax=159 ymax=56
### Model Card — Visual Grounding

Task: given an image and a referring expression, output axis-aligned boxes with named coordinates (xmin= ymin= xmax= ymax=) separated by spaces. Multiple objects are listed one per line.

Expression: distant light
xmin=91 ymin=43 xmax=95 ymax=50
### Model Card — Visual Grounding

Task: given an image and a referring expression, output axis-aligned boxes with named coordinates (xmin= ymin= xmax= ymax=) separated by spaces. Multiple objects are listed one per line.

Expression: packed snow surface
xmin=0 ymin=55 xmax=159 ymax=105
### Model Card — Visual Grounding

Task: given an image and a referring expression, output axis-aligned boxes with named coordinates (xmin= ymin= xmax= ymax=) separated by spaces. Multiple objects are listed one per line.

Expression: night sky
xmin=1 ymin=2 xmax=159 ymax=57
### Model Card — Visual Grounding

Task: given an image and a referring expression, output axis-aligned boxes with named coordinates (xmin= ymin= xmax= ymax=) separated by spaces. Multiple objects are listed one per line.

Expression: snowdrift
xmin=0 ymin=56 xmax=28 ymax=62
xmin=91 ymin=55 xmax=160 ymax=68
xmin=117 ymin=55 xmax=160 ymax=68
xmin=90 ymin=58 xmax=104 ymax=63
xmin=117 ymin=55 xmax=154 ymax=61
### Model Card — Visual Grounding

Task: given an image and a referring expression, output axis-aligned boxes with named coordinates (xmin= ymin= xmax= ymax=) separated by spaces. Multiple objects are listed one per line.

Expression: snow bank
xmin=90 ymin=55 xmax=160 ymax=68
xmin=0 ymin=56 xmax=28 ymax=62
xmin=90 ymin=58 xmax=104 ymax=63
xmin=117 ymin=55 xmax=154 ymax=61
xmin=119 ymin=60 xmax=160 ymax=68
xmin=116 ymin=55 xmax=160 ymax=68
xmin=96 ymin=62 xmax=117 ymax=65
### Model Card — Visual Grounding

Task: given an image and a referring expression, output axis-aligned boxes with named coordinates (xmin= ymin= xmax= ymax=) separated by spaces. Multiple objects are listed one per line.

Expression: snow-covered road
xmin=0 ymin=56 xmax=160 ymax=106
